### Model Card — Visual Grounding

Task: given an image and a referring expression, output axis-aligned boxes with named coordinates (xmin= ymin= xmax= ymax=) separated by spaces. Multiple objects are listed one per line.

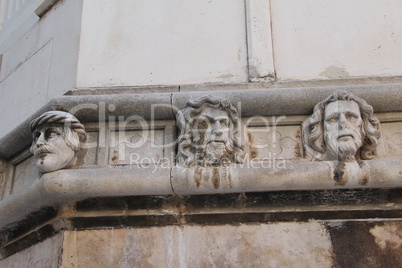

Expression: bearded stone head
xmin=30 ymin=111 xmax=87 ymax=173
xmin=176 ymin=96 xmax=245 ymax=167
xmin=302 ymin=91 xmax=381 ymax=162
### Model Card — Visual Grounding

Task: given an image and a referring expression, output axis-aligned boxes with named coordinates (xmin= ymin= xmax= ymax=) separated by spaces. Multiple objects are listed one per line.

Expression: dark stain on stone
xmin=0 ymin=207 xmax=58 ymax=247
xmin=360 ymin=176 xmax=369 ymax=185
xmin=73 ymin=188 xmax=402 ymax=216
xmin=235 ymin=193 xmax=247 ymax=208
xmin=247 ymin=131 xmax=258 ymax=159
xmin=111 ymin=150 xmax=119 ymax=162
xmin=228 ymin=172 xmax=233 ymax=188
xmin=76 ymin=196 xmax=166 ymax=211
xmin=70 ymin=215 xmax=178 ymax=229
xmin=357 ymin=160 xmax=369 ymax=185
xmin=194 ymin=166 xmax=202 ymax=188
xmin=326 ymin=221 xmax=402 ymax=268
xmin=212 ymin=168 xmax=220 ymax=189
xmin=334 ymin=161 xmax=347 ymax=185
xmin=0 ymin=224 xmax=57 ymax=259
xmin=294 ymin=142 xmax=302 ymax=158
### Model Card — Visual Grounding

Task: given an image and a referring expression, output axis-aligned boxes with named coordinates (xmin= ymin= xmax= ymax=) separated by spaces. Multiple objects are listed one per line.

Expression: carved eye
xmin=347 ymin=115 xmax=357 ymax=121
xmin=220 ymin=120 xmax=228 ymax=127
xmin=46 ymin=129 xmax=61 ymax=140
xmin=197 ymin=119 xmax=208 ymax=130
xmin=327 ymin=117 xmax=337 ymax=123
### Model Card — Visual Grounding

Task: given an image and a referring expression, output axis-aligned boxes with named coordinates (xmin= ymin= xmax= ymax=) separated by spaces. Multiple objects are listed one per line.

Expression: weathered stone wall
xmin=0 ymin=0 xmax=401 ymax=267
xmin=2 ymin=221 xmax=401 ymax=267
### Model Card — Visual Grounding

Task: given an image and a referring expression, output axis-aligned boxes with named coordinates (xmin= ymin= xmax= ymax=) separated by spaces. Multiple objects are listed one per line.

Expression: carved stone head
xmin=30 ymin=111 xmax=87 ymax=173
xmin=176 ymin=96 xmax=245 ymax=167
xmin=302 ymin=90 xmax=381 ymax=161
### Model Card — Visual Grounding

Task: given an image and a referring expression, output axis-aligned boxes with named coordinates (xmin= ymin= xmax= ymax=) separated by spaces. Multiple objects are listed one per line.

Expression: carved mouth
xmin=338 ymin=134 xmax=353 ymax=140
xmin=35 ymin=149 xmax=53 ymax=158
xmin=209 ymin=140 xmax=226 ymax=145
xmin=38 ymin=152 xmax=49 ymax=158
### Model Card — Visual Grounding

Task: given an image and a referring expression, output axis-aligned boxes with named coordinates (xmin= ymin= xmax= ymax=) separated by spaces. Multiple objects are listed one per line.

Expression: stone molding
xmin=1 ymin=83 xmax=402 ymax=160
xmin=0 ymin=159 xmax=401 ymax=229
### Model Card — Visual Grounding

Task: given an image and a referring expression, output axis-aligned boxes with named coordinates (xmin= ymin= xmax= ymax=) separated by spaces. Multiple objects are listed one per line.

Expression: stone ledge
xmin=1 ymin=191 xmax=401 ymax=259
xmin=0 ymin=159 xmax=401 ymax=230
xmin=1 ymin=83 xmax=402 ymax=159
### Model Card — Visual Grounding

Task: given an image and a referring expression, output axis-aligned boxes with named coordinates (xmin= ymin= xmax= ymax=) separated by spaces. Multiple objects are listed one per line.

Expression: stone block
xmin=246 ymin=0 xmax=275 ymax=80
xmin=0 ymin=0 xmax=83 ymax=138
xmin=60 ymin=222 xmax=333 ymax=267
xmin=246 ymin=123 xmax=302 ymax=161
xmin=76 ymin=0 xmax=248 ymax=87
xmin=108 ymin=122 xmax=176 ymax=166
xmin=109 ymin=129 xmax=165 ymax=166
xmin=0 ymin=41 xmax=52 ymax=138
xmin=270 ymin=0 xmax=402 ymax=80
xmin=377 ymin=122 xmax=402 ymax=159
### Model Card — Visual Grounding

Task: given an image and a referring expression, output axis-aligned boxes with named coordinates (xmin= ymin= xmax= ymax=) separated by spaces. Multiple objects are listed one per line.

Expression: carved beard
xmin=325 ymin=128 xmax=364 ymax=161
xmin=197 ymin=139 xmax=233 ymax=166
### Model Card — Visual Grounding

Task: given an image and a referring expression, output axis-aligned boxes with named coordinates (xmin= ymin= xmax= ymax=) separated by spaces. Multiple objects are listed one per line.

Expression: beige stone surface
xmin=61 ymin=222 xmax=333 ymax=267
xmin=0 ymin=234 xmax=62 ymax=268
xmin=370 ymin=222 xmax=402 ymax=252
xmin=77 ymin=0 xmax=248 ymax=87
xmin=246 ymin=125 xmax=302 ymax=161
xmin=377 ymin=122 xmax=402 ymax=159
xmin=245 ymin=0 xmax=275 ymax=80
xmin=109 ymin=129 xmax=165 ymax=166
xmin=271 ymin=0 xmax=402 ymax=80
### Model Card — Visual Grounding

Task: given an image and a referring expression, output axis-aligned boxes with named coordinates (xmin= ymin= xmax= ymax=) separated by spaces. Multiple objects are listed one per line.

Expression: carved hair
xmin=30 ymin=111 xmax=87 ymax=152
xmin=176 ymin=96 xmax=244 ymax=166
xmin=303 ymin=90 xmax=381 ymax=160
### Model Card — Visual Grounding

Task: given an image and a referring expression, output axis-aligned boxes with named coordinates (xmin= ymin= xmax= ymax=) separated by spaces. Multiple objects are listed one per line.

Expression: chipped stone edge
xmin=0 ymin=159 xmax=401 ymax=229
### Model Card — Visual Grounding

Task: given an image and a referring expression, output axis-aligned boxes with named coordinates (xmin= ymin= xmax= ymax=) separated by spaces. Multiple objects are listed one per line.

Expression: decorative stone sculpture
xmin=30 ymin=111 xmax=87 ymax=173
xmin=302 ymin=90 xmax=381 ymax=161
xmin=176 ymin=96 xmax=245 ymax=167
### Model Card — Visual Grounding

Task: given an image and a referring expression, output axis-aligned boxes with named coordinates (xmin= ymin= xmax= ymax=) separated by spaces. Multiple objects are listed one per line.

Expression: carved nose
xmin=212 ymin=122 xmax=223 ymax=136
xmin=211 ymin=129 xmax=222 ymax=136
xmin=338 ymin=114 xmax=349 ymax=130
xmin=36 ymin=134 xmax=45 ymax=146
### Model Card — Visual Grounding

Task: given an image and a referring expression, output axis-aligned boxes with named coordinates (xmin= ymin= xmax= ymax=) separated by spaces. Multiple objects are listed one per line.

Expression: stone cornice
xmin=1 ymin=83 xmax=402 ymax=160
xmin=0 ymin=159 xmax=401 ymax=230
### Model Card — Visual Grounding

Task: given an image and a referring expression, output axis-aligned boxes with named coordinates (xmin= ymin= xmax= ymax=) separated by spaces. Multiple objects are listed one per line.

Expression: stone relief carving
xmin=302 ymin=90 xmax=381 ymax=161
xmin=176 ymin=96 xmax=245 ymax=167
xmin=30 ymin=111 xmax=87 ymax=173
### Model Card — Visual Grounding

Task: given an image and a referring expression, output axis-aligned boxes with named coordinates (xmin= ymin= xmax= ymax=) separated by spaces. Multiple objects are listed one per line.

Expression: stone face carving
xmin=30 ymin=111 xmax=87 ymax=173
xmin=176 ymin=96 xmax=245 ymax=167
xmin=302 ymin=90 xmax=381 ymax=161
